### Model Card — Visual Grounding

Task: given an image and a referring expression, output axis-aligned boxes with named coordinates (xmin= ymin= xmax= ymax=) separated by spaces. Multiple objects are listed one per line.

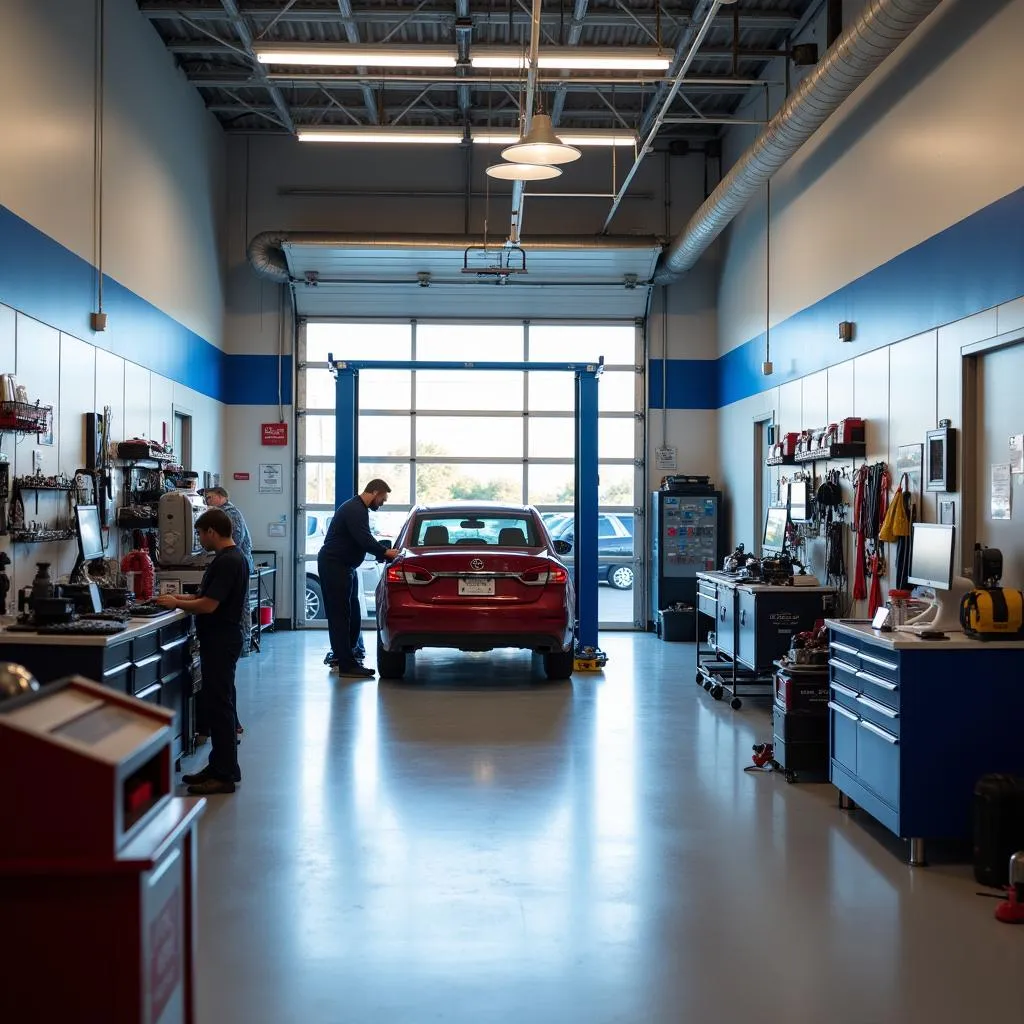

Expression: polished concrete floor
xmin=191 ymin=632 xmax=1021 ymax=1024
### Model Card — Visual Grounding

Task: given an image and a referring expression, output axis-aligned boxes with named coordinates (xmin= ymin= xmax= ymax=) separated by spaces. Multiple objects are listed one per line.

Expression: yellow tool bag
xmin=960 ymin=587 xmax=1024 ymax=640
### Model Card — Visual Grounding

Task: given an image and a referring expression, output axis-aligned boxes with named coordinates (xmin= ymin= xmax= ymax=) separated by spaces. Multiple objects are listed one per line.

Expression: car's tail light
xmin=519 ymin=564 xmax=568 ymax=586
xmin=387 ymin=564 xmax=434 ymax=585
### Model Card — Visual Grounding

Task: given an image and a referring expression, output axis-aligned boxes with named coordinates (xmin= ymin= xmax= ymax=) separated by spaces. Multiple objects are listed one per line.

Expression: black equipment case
xmin=973 ymin=773 xmax=1024 ymax=887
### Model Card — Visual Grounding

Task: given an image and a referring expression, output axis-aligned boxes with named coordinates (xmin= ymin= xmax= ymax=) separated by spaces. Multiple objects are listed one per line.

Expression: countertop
xmin=0 ymin=609 xmax=186 ymax=647
xmin=697 ymin=570 xmax=835 ymax=595
xmin=826 ymin=618 xmax=1024 ymax=652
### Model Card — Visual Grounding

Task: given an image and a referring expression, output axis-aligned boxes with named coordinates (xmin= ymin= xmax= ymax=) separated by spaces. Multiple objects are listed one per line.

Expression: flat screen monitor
xmin=907 ymin=522 xmax=955 ymax=591
xmin=762 ymin=507 xmax=788 ymax=554
xmin=75 ymin=504 xmax=104 ymax=562
xmin=789 ymin=479 xmax=809 ymax=523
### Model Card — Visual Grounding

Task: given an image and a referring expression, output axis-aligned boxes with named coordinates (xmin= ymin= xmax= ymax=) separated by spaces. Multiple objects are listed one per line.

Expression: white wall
xmin=222 ymin=405 xmax=295 ymax=620
xmin=0 ymin=0 xmax=226 ymax=347
xmin=717 ymin=0 xmax=1024 ymax=355
xmin=713 ymin=0 xmax=1024 ymax=609
xmin=0 ymin=304 xmax=223 ymax=605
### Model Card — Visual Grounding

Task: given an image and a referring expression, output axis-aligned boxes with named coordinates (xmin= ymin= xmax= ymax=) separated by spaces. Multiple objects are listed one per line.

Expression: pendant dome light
xmin=485 ymin=161 xmax=562 ymax=180
xmin=501 ymin=114 xmax=581 ymax=166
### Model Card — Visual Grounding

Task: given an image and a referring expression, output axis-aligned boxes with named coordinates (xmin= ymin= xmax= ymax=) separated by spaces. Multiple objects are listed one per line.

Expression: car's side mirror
xmin=553 ymin=539 xmax=572 ymax=555
xmin=378 ymin=538 xmax=393 ymax=549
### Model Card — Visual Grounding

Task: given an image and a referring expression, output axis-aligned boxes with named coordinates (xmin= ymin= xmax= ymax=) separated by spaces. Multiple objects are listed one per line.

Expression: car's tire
xmin=607 ymin=564 xmax=634 ymax=590
xmin=305 ymin=576 xmax=324 ymax=621
xmin=376 ymin=632 xmax=407 ymax=680
xmin=543 ymin=649 xmax=575 ymax=681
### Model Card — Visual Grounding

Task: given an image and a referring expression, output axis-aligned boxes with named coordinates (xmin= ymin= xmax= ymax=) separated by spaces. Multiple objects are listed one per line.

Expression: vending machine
xmin=650 ymin=478 xmax=724 ymax=622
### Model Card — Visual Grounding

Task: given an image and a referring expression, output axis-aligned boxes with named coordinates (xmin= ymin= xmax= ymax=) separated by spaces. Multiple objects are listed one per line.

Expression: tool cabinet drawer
xmin=717 ymin=595 xmax=736 ymax=655
xmin=856 ymin=717 xmax=900 ymax=810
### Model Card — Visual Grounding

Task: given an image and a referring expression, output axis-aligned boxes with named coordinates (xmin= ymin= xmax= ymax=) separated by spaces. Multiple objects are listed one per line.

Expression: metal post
xmin=333 ymin=363 xmax=358 ymax=511
xmin=575 ymin=366 xmax=601 ymax=652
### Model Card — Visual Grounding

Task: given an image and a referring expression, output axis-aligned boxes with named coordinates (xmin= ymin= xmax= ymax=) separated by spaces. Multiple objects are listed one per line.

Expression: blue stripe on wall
xmin=719 ymin=185 xmax=1024 ymax=407
xmin=5 ymin=183 xmax=1024 ymax=411
xmin=648 ymin=358 xmax=718 ymax=410
xmin=0 ymin=203 xmax=293 ymax=406
xmin=221 ymin=355 xmax=293 ymax=405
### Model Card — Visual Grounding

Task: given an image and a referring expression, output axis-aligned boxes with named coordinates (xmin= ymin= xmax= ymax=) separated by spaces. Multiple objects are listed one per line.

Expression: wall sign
xmin=259 ymin=463 xmax=283 ymax=494
xmin=233 ymin=472 xmax=250 ymax=481
xmin=261 ymin=422 xmax=288 ymax=446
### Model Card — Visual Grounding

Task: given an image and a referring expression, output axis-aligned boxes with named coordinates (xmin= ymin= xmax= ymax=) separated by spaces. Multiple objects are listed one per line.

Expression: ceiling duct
xmin=653 ymin=0 xmax=945 ymax=284
xmin=247 ymin=231 xmax=663 ymax=284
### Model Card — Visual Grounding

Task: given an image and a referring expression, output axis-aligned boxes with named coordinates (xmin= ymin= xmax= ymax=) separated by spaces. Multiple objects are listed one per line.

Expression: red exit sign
xmin=233 ymin=472 xmax=250 ymax=481
xmin=262 ymin=422 xmax=288 ymax=446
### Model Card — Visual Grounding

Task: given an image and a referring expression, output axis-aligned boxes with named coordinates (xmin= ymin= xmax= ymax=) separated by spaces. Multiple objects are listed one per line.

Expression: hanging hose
xmin=853 ymin=465 xmax=868 ymax=601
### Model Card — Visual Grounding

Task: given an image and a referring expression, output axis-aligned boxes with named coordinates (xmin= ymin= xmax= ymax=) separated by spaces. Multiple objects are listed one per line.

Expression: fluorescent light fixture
xmin=472 ymin=47 xmax=671 ymax=71
xmin=485 ymin=162 xmax=563 ymax=181
xmin=255 ymin=44 xmax=458 ymax=68
xmin=474 ymin=129 xmax=637 ymax=147
xmin=297 ymin=127 xmax=464 ymax=144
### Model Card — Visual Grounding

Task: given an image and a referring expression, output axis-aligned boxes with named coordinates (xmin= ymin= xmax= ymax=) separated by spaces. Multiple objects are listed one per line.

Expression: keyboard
xmin=82 ymin=609 xmax=134 ymax=623
xmin=37 ymin=620 xmax=126 ymax=636
xmin=128 ymin=604 xmax=171 ymax=618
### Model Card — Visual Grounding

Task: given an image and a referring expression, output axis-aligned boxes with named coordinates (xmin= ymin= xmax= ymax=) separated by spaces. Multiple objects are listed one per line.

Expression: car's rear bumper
xmin=384 ymin=630 xmax=571 ymax=653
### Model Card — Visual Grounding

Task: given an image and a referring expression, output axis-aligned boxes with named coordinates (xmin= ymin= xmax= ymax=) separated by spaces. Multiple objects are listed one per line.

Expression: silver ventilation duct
xmin=247 ymin=231 xmax=663 ymax=283
xmin=653 ymin=0 xmax=945 ymax=284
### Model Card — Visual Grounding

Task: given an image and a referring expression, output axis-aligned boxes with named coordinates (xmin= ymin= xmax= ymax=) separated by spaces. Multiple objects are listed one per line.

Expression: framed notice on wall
xmin=259 ymin=463 xmax=283 ymax=494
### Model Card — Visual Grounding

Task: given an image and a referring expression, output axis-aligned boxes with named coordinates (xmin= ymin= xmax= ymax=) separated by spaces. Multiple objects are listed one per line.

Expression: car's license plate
xmin=458 ymin=578 xmax=495 ymax=596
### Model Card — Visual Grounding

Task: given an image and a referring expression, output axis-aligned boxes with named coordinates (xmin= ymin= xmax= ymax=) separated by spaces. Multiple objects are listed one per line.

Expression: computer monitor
xmin=907 ymin=522 xmax=955 ymax=591
xmin=789 ymin=479 xmax=809 ymax=523
xmin=762 ymin=507 xmax=788 ymax=555
xmin=76 ymin=505 xmax=104 ymax=562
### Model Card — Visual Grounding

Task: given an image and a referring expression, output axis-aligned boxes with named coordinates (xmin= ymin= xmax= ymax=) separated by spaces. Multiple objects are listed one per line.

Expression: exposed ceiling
xmin=140 ymin=1 xmax=823 ymax=144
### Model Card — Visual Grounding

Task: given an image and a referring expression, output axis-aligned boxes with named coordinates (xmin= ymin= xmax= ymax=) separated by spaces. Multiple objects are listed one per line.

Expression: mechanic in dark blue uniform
xmin=318 ymin=479 xmax=398 ymax=677
xmin=156 ymin=508 xmax=249 ymax=795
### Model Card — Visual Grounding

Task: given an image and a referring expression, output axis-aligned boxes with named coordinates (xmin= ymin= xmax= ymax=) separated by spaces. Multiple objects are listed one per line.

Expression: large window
xmin=296 ymin=321 xmax=642 ymax=628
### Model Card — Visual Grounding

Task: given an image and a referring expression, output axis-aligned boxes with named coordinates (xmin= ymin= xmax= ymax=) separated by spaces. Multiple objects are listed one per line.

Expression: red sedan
xmin=375 ymin=504 xmax=576 ymax=681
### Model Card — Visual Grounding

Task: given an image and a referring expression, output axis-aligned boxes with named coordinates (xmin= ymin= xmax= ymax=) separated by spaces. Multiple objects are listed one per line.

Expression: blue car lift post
xmin=329 ymin=357 xmax=607 ymax=668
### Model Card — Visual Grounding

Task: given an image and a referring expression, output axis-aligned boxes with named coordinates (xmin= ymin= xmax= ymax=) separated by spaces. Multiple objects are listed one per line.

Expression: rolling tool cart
xmin=696 ymin=571 xmax=836 ymax=709
xmin=771 ymin=660 xmax=830 ymax=782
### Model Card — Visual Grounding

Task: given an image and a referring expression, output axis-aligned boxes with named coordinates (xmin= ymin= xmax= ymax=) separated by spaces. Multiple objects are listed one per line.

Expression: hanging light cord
xmin=93 ymin=0 xmax=105 ymax=315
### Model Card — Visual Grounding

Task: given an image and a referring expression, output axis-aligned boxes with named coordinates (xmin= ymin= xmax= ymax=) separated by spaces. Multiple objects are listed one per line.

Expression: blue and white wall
xmin=0 ymin=0 xmax=226 ymax=600
xmin=712 ymin=0 xmax=1024 ymax=597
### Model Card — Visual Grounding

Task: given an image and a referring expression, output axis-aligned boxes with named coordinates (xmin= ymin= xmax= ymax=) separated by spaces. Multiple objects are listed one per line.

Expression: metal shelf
xmin=793 ymin=442 xmax=866 ymax=464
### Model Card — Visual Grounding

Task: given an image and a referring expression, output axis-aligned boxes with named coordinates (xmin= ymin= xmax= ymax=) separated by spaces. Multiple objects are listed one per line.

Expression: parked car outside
xmin=375 ymin=503 xmax=576 ymax=681
xmin=542 ymin=511 xmax=635 ymax=590
xmin=304 ymin=509 xmax=405 ymax=622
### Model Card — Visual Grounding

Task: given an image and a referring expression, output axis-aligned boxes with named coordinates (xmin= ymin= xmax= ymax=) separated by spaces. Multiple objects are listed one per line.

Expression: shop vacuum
xmin=960 ymin=544 xmax=1024 ymax=640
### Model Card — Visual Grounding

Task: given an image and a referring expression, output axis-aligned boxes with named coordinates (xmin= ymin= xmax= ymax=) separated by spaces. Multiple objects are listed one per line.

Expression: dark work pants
xmin=318 ymin=554 xmax=362 ymax=667
xmin=200 ymin=634 xmax=243 ymax=781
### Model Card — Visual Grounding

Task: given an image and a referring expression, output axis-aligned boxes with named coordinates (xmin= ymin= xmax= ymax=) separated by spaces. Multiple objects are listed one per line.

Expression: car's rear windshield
xmin=412 ymin=514 xmax=539 ymax=547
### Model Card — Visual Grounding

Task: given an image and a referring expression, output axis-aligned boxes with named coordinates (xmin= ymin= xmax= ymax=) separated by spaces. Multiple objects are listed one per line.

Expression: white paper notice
xmin=991 ymin=463 xmax=1012 ymax=520
xmin=1010 ymin=434 xmax=1024 ymax=475
xmin=655 ymin=446 xmax=677 ymax=470
xmin=259 ymin=463 xmax=283 ymax=494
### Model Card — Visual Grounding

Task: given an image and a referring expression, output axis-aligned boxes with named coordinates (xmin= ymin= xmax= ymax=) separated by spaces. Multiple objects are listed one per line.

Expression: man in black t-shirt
xmin=156 ymin=508 xmax=249 ymax=795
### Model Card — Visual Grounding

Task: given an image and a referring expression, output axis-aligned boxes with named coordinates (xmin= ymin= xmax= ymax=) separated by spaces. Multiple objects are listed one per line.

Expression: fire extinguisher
xmin=121 ymin=534 xmax=156 ymax=601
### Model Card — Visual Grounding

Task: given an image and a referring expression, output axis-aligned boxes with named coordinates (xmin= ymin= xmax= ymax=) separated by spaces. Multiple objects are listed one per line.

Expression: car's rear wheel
xmin=543 ymin=649 xmax=575 ymax=681
xmin=305 ymin=576 xmax=324 ymax=621
xmin=376 ymin=632 xmax=407 ymax=680
xmin=608 ymin=564 xmax=634 ymax=590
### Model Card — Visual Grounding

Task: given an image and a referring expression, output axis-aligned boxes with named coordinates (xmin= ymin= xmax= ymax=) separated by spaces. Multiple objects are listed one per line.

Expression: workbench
xmin=695 ymin=571 xmax=836 ymax=709
xmin=0 ymin=610 xmax=197 ymax=765
xmin=826 ymin=619 xmax=1024 ymax=866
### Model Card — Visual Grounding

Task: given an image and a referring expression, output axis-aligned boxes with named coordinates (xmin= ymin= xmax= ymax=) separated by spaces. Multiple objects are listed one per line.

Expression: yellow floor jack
xmin=574 ymin=645 xmax=608 ymax=672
